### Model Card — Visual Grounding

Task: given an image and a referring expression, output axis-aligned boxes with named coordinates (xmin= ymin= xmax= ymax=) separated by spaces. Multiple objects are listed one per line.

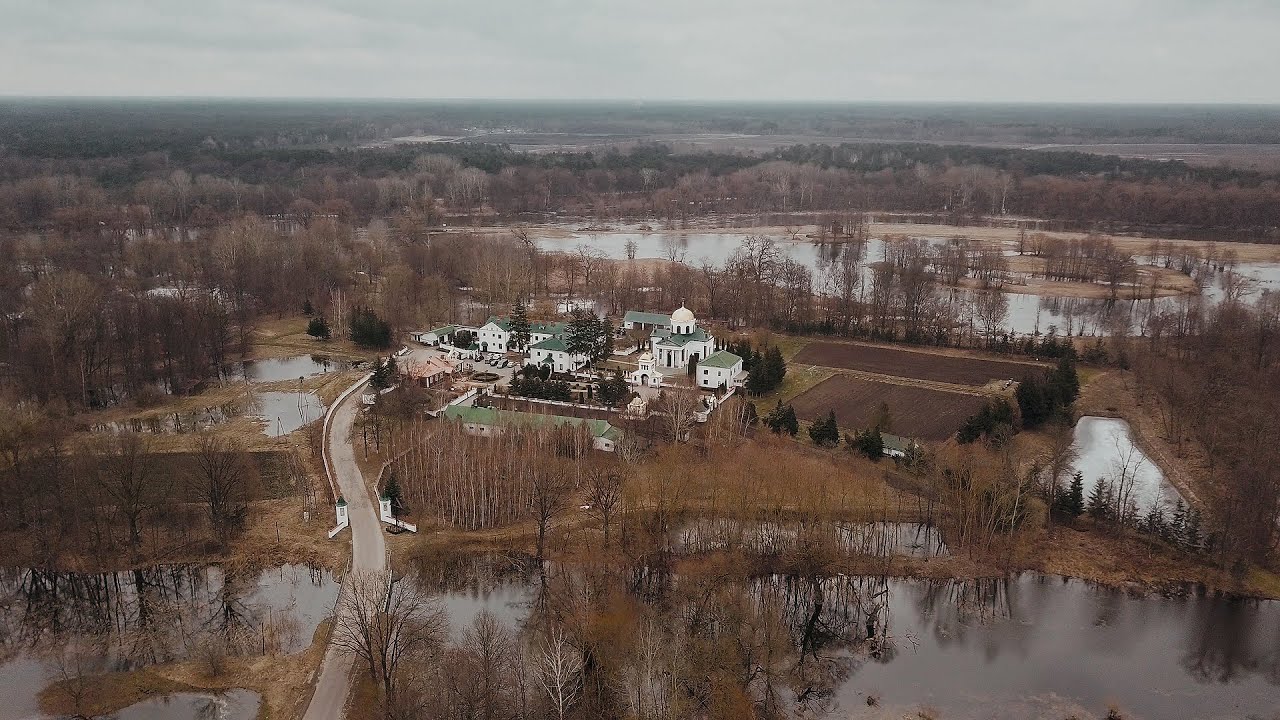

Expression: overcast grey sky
xmin=2 ymin=0 xmax=1277 ymax=102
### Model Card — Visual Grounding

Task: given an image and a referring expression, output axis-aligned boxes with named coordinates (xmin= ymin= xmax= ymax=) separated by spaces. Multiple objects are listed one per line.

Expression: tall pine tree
xmin=509 ymin=301 xmax=531 ymax=351
xmin=1067 ymin=471 xmax=1085 ymax=518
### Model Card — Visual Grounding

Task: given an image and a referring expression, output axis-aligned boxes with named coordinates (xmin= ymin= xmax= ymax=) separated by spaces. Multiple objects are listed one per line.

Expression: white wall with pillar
xmin=327 ymin=496 xmax=349 ymax=538
xmin=379 ymin=494 xmax=418 ymax=533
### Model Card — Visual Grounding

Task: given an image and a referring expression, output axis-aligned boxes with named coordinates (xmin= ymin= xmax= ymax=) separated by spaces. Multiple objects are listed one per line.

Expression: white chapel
xmin=651 ymin=304 xmax=716 ymax=369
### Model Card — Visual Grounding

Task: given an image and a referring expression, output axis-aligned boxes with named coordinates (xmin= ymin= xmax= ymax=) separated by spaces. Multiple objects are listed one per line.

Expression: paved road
xmin=303 ymin=375 xmax=385 ymax=720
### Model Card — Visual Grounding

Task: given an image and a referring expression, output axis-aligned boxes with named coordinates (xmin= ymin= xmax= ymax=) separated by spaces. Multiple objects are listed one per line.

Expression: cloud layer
xmin=3 ymin=0 xmax=1277 ymax=102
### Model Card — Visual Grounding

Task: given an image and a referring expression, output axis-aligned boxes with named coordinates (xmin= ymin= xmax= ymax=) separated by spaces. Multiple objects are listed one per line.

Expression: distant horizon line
xmin=2 ymin=95 xmax=1279 ymax=108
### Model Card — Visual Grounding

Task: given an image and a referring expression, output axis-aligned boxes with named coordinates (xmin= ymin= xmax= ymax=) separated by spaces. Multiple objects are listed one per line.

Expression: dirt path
xmin=302 ymin=375 xmax=385 ymax=720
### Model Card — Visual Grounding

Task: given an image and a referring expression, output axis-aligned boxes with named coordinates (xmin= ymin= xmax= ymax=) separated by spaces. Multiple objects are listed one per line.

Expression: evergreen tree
xmin=383 ymin=470 xmax=406 ymax=519
xmin=808 ymin=418 xmax=825 ymax=445
xmin=600 ymin=314 xmax=615 ymax=358
xmin=780 ymin=404 xmax=799 ymax=436
xmin=765 ymin=400 xmax=786 ymax=434
xmin=1015 ymin=373 xmax=1051 ymax=428
xmin=809 ymin=410 xmax=839 ymax=446
xmin=1018 ymin=359 xmax=1080 ymax=429
xmin=1142 ymin=504 xmax=1166 ymax=538
xmin=1171 ymin=500 xmax=1187 ymax=545
xmin=302 ymin=298 xmax=315 ymax=315
xmin=370 ymin=357 xmax=394 ymax=391
xmin=1067 ymin=471 xmax=1085 ymax=518
xmin=1087 ymin=478 xmax=1110 ymax=520
xmin=1050 ymin=357 xmax=1081 ymax=405
xmin=566 ymin=310 xmax=609 ymax=366
xmin=306 ymin=315 xmax=331 ymax=340
xmin=747 ymin=345 xmax=787 ymax=395
xmin=848 ymin=426 xmax=884 ymax=460
xmin=764 ymin=346 xmax=787 ymax=388
xmin=509 ymin=301 xmax=532 ymax=351
xmin=349 ymin=305 xmax=393 ymax=348
xmin=596 ymin=368 xmax=631 ymax=407
xmin=956 ymin=399 xmax=1014 ymax=444
xmin=1184 ymin=509 xmax=1203 ymax=552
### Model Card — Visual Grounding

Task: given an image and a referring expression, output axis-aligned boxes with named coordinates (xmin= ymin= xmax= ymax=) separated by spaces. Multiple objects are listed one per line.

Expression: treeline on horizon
xmin=2 ymin=140 xmax=1280 ymax=242
xmin=6 ymin=99 xmax=1280 ymax=152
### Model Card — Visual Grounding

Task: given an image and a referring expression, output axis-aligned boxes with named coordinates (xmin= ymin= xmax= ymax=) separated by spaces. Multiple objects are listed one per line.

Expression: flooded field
xmin=0 ymin=564 xmax=336 ymax=720
xmin=1070 ymin=416 xmax=1184 ymax=514
xmin=251 ymin=390 xmax=325 ymax=437
xmin=93 ymin=404 xmax=237 ymax=434
xmin=541 ymin=228 xmax=1275 ymax=336
xmin=431 ymin=568 xmax=1280 ymax=720
xmin=90 ymin=387 xmax=325 ymax=438
xmin=227 ymin=355 xmax=351 ymax=383
xmin=110 ymin=689 xmax=260 ymax=720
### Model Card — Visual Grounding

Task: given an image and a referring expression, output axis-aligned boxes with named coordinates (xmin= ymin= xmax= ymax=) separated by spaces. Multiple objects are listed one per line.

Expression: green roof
xmin=653 ymin=328 xmax=711 ymax=347
xmin=530 ymin=321 xmax=568 ymax=336
xmin=624 ymin=310 xmax=671 ymax=326
xmin=482 ymin=317 xmax=567 ymax=337
xmin=443 ymin=405 xmax=619 ymax=440
xmin=426 ymin=324 xmax=458 ymax=336
xmin=530 ymin=337 xmax=569 ymax=352
xmin=882 ymin=433 xmax=917 ymax=453
xmin=700 ymin=350 xmax=742 ymax=369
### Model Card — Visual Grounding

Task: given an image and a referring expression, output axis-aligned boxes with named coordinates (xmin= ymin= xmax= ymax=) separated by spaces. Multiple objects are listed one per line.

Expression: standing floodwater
xmin=228 ymin=355 xmax=351 ymax=383
xmin=1070 ymin=416 xmax=1183 ymax=515
xmin=426 ymin=568 xmax=1280 ymax=719
xmin=0 ymin=564 xmax=336 ymax=720
xmin=251 ymin=391 xmax=325 ymax=437
xmin=110 ymin=690 xmax=260 ymax=720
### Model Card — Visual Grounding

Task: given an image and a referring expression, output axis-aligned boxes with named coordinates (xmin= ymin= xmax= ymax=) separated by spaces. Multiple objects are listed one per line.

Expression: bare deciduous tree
xmin=532 ymin=466 xmax=570 ymax=561
xmin=91 ymin=432 xmax=164 ymax=551
xmin=335 ymin=569 xmax=447 ymax=715
xmin=536 ymin=627 xmax=583 ymax=720
xmin=586 ymin=467 xmax=623 ymax=548
xmin=656 ymin=388 xmax=700 ymax=443
xmin=187 ymin=433 xmax=254 ymax=547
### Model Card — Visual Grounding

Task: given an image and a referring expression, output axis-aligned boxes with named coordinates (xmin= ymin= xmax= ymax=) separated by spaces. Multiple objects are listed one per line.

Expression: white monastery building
xmin=626 ymin=304 xmax=745 ymax=390
xmin=650 ymin=304 xmax=716 ymax=370
xmin=696 ymin=349 xmax=745 ymax=390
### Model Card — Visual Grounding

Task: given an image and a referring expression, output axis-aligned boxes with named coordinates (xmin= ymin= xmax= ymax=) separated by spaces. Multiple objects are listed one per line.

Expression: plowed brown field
xmin=791 ymin=375 xmax=986 ymax=441
xmin=795 ymin=341 xmax=1042 ymax=386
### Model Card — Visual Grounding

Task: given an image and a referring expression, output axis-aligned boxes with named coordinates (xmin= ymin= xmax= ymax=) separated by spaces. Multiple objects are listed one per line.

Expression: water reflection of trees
xmin=0 ymin=563 xmax=330 ymax=674
xmin=420 ymin=557 xmax=1280 ymax=720
xmin=1180 ymin=594 xmax=1280 ymax=685
xmin=671 ymin=519 xmax=947 ymax=559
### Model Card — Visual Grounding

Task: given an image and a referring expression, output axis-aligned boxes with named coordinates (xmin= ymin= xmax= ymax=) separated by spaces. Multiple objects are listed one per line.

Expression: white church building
xmin=627 ymin=304 xmax=744 ymax=390
xmin=651 ymin=304 xmax=716 ymax=369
